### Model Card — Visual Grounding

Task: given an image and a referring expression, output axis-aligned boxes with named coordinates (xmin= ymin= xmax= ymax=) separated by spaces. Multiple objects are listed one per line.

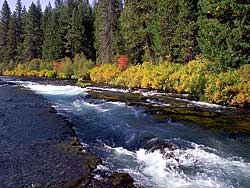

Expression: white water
xmin=11 ymin=81 xmax=250 ymax=188
xmin=102 ymin=140 xmax=250 ymax=188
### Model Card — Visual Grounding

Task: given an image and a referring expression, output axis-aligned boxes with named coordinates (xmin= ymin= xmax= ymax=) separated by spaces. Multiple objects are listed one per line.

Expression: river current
xmin=6 ymin=79 xmax=250 ymax=188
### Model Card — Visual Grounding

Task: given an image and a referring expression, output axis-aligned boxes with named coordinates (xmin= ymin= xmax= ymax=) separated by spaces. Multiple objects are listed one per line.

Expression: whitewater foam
xmin=87 ymin=86 xmax=130 ymax=93
xmin=173 ymin=97 xmax=225 ymax=109
xmin=101 ymin=140 xmax=250 ymax=188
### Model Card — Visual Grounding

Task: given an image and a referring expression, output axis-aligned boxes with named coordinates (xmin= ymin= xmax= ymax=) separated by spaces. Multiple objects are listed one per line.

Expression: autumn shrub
xmin=114 ymin=64 xmax=143 ymax=88
xmin=63 ymin=57 xmax=73 ymax=78
xmin=38 ymin=69 xmax=49 ymax=77
xmin=117 ymin=55 xmax=129 ymax=71
xmin=51 ymin=61 xmax=65 ymax=73
xmin=73 ymin=53 xmax=95 ymax=79
xmin=2 ymin=70 xmax=15 ymax=76
xmin=205 ymin=69 xmax=240 ymax=104
xmin=175 ymin=59 xmax=214 ymax=95
xmin=45 ymin=70 xmax=57 ymax=78
xmin=230 ymin=65 xmax=250 ymax=106
xmin=90 ymin=64 xmax=122 ymax=84
xmin=27 ymin=59 xmax=43 ymax=71
xmin=14 ymin=64 xmax=27 ymax=76
xmin=57 ymin=72 xmax=67 ymax=79
xmin=40 ymin=61 xmax=52 ymax=70
xmin=26 ymin=70 xmax=40 ymax=77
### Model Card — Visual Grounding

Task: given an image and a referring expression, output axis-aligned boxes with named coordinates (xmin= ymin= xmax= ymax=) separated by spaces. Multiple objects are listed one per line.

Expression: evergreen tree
xmin=42 ymin=3 xmax=54 ymax=60
xmin=119 ymin=0 xmax=157 ymax=64
xmin=6 ymin=14 xmax=17 ymax=62
xmin=65 ymin=7 xmax=83 ymax=58
xmin=93 ymin=0 xmax=104 ymax=63
xmin=58 ymin=3 xmax=72 ymax=58
xmin=0 ymin=0 xmax=11 ymax=65
xmin=23 ymin=2 xmax=43 ymax=61
xmin=15 ymin=0 xmax=25 ymax=63
xmin=80 ymin=0 xmax=95 ymax=60
xmin=94 ymin=0 xmax=122 ymax=64
xmin=55 ymin=0 xmax=63 ymax=10
xmin=170 ymin=0 xmax=199 ymax=63
xmin=150 ymin=0 xmax=178 ymax=62
xmin=197 ymin=0 xmax=250 ymax=68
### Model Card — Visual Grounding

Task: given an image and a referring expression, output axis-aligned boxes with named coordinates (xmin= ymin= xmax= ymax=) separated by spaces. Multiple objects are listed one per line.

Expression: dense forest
xmin=0 ymin=0 xmax=249 ymax=106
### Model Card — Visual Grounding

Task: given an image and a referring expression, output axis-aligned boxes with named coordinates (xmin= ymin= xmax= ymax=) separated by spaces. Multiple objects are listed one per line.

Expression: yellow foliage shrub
xmin=26 ymin=70 xmax=40 ymax=77
xmin=2 ymin=70 xmax=15 ymax=76
xmin=90 ymin=64 xmax=122 ymax=84
xmin=38 ymin=70 xmax=49 ymax=77
xmin=114 ymin=64 xmax=143 ymax=88
xmin=205 ymin=69 xmax=240 ymax=104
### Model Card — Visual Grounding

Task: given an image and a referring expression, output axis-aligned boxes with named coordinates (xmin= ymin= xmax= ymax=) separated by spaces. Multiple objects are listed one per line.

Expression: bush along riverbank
xmin=2 ymin=53 xmax=95 ymax=80
xmin=90 ymin=59 xmax=250 ymax=107
xmin=2 ymin=56 xmax=250 ymax=107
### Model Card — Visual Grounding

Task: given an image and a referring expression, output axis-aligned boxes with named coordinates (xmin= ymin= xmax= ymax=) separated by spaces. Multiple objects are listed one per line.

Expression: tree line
xmin=0 ymin=0 xmax=249 ymax=72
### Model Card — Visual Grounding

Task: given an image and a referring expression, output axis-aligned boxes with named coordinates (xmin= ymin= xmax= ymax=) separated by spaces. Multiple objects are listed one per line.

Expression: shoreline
xmin=2 ymin=75 xmax=249 ymax=109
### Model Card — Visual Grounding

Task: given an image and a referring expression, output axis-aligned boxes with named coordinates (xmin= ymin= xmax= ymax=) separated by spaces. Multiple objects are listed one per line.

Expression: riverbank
xmin=89 ymin=61 xmax=250 ymax=108
xmin=0 ymin=79 xmax=135 ymax=188
xmin=3 ymin=58 xmax=249 ymax=107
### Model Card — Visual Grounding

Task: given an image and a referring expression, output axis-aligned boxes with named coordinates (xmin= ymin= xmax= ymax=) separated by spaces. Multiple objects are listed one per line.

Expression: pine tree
xmin=58 ymin=3 xmax=72 ymax=58
xmin=15 ymin=0 xmax=25 ymax=63
xmin=119 ymin=0 xmax=157 ymax=64
xmin=55 ymin=0 xmax=63 ymax=10
xmin=150 ymin=0 xmax=178 ymax=62
xmin=80 ymin=0 xmax=95 ymax=60
xmin=93 ymin=0 xmax=104 ymax=63
xmin=23 ymin=2 xmax=43 ymax=61
xmin=94 ymin=0 xmax=122 ymax=64
xmin=42 ymin=3 xmax=53 ymax=60
xmin=6 ymin=14 xmax=17 ymax=62
xmin=35 ymin=0 xmax=43 ymax=56
xmin=0 ymin=0 xmax=11 ymax=65
xmin=197 ymin=0 xmax=250 ymax=68
xmin=65 ymin=7 xmax=83 ymax=58
xmin=170 ymin=0 xmax=199 ymax=63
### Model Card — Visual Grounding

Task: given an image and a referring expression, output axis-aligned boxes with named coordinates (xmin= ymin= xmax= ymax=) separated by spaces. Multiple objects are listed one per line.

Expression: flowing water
xmin=6 ymin=79 xmax=250 ymax=188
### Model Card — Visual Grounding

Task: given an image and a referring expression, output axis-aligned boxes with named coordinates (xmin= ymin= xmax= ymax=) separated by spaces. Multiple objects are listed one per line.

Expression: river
xmin=3 ymin=77 xmax=250 ymax=188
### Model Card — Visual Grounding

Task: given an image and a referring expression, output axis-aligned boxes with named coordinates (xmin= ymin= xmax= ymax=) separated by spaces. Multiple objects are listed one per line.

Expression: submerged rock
xmin=85 ymin=172 xmax=135 ymax=188
xmin=144 ymin=138 xmax=177 ymax=158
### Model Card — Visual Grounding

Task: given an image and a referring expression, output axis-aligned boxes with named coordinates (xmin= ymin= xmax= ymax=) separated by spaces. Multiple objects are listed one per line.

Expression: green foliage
xmin=197 ymin=0 xmax=250 ymax=68
xmin=46 ymin=70 xmax=57 ymax=78
xmin=23 ymin=2 xmax=43 ymax=61
xmin=170 ymin=0 xmax=199 ymax=63
xmin=63 ymin=57 xmax=73 ymax=78
xmin=120 ymin=0 xmax=157 ymax=64
xmin=27 ymin=58 xmax=43 ymax=71
xmin=94 ymin=0 xmax=122 ymax=64
xmin=73 ymin=53 xmax=95 ymax=79
xmin=0 ymin=0 xmax=11 ymax=64
xmin=149 ymin=0 xmax=178 ymax=62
